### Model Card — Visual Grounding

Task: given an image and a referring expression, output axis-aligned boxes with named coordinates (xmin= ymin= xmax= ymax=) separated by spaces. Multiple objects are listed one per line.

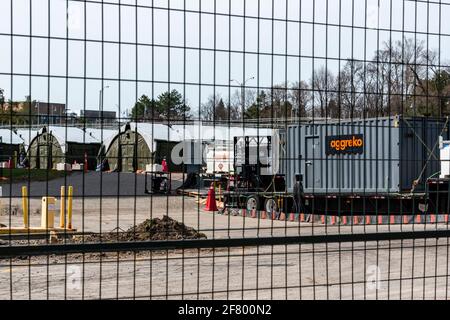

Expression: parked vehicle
xmin=222 ymin=116 xmax=450 ymax=218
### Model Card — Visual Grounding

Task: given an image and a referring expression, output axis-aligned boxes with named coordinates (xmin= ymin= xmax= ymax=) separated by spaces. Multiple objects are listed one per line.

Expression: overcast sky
xmin=1 ymin=0 xmax=450 ymax=117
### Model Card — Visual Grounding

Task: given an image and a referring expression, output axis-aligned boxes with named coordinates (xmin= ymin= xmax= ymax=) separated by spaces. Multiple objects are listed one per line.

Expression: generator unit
xmin=285 ymin=116 xmax=450 ymax=195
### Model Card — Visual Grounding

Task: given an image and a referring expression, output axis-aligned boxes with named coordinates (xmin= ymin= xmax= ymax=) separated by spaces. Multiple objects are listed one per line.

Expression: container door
xmin=305 ymin=137 xmax=321 ymax=190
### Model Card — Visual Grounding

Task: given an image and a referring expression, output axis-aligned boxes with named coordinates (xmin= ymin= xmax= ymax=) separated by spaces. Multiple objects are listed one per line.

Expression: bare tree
xmin=337 ymin=60 xmax=365 ymax=119
xmin=413 ymin=49 xmax=450 ymax=117
xmin=201 ymin=93 xmax=242 ymax=123
xmin=229 ymin=88 xmax=256 ymax=120
xmin=268 ymin=84 xmax=291 ymax=119
xmin=289 ymin=81 xmax=310 ymax=118
xmin=311 ymin=67 xmax=336 ymax=118
xmin=365 ymin=38 xmax=429 ymax=117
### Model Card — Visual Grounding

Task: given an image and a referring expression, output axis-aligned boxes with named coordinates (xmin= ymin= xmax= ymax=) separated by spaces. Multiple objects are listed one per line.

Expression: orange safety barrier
xmin=430 ymin=214 xmax=436 ymax=223
xmin=390 ymin=215 xmax=395 ymax=225
xmin=403 ymin=215 xmax=409 ymax=224
xmin=331 ymin=216 xmax=336 ymax=225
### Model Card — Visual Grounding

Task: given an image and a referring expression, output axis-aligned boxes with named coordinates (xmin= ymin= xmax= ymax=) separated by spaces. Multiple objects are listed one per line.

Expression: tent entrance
xmin=120 ymin=143 xmax=137 ymax=172
xmin=36 ymin=134 xmax=57 ymax=170
xmin=37 ymin=141 xmax=53 ymax=169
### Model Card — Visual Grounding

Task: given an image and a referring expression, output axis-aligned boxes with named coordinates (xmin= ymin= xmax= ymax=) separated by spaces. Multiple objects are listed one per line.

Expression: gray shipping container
xmin=285 ymin=116 xmax=450 ymax=194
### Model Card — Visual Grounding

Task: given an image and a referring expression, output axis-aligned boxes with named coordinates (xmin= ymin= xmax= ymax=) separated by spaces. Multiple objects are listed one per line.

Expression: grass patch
xmin=0 ymin=169 xmax=72 ymax=184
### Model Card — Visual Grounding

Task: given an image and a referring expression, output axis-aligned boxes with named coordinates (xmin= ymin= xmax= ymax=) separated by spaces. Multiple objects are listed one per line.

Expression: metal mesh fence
xmin=1 ymin=0 xmax=450 ymax=301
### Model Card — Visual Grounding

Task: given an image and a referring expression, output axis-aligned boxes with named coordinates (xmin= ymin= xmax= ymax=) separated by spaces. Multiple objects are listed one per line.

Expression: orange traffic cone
xmin=204 ymin=184 xmax=218 ymax=212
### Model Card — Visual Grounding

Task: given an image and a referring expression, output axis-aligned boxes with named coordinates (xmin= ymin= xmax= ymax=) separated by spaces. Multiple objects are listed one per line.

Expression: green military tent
xmin=102 ymin=123 xmax=184 ymax=172
xmin=27 ymin=126 xmax=107 ymax=170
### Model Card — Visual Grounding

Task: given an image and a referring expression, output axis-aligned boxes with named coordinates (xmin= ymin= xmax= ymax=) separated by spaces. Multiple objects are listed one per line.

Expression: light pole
xmin=0 ymin=89 xmax=4 ymax=126
xmin=231 ymin=77 xmax=254 ymax=120
xmin=98 ymin=85 xmax=110 ymax=126
xmin=37 ymin=100 xmax=40 ymax=126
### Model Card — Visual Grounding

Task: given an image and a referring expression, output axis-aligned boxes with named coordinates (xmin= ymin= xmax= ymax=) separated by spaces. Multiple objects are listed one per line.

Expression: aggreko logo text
xmin=326 ymin=134 xmax=364 ymax=155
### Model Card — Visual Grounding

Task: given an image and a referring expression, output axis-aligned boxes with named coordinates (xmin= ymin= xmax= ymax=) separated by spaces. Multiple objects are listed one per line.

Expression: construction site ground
xmin=1 ymin=177 xmax=449 ymax=300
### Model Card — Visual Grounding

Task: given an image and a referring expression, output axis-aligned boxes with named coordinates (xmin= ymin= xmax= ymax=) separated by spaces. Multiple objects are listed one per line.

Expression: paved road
xmin=1 ymin=239 xmax=449 ymax=300
xmin=0 ymin=172 xmax=184 ymax=197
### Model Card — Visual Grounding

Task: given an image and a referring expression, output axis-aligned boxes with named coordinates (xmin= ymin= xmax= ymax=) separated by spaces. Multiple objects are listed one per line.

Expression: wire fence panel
xmin=0 ymin=0 xmax=450 ymax=301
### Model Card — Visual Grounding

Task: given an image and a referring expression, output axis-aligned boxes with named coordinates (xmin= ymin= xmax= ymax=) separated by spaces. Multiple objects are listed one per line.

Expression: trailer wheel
xmin=264 ymin=198 xmax=279 ymax=215
xmin=218 ymin=195 xmax=229 ymax=215
xmin=246 ymin=196 xmax=259 ymax=212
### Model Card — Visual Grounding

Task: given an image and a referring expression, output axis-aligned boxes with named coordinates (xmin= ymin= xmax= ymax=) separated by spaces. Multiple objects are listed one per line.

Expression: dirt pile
xmin=73 ymin=216 xmax=206 ymax=243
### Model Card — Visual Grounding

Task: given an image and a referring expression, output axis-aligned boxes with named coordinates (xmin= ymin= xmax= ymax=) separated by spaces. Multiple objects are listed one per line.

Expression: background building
xmin=80 ymin=110 xmax=117 ymax=125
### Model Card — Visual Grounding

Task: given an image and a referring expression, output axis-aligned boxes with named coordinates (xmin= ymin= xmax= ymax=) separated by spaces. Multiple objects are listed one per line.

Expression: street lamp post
xmin=98 ymin=85 xmax=110 ymax=126
xmin=231 ymin=77 xmax=254 ymax=120
xmin=37 ymin=101 xmax=40 ymax=126
xmin=0 ymin=89 xmax=4 ymax=126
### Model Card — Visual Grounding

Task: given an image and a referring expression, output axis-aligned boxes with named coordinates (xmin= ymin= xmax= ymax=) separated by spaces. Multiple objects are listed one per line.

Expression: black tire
xmin=246 ymin=196 xmax=259 ymax=212
xmin=218 ymin=195 xmax=229 ymax=215
xmin=264 ymin=198 xmax=279 ymax=215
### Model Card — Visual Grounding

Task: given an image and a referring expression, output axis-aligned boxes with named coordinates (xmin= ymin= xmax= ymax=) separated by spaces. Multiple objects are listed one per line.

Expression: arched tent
xmin=27 ymin=126 xmax=105 ymax=170
xmin=103 ymin=122 xmax=277 ymax=173
xmin=0 ymin=129 xmax=26 ymax=163
xmin=103 ymin=122 xmax=184 ymax=172
xmin=171 ymin=123 xmax=273 ymax=142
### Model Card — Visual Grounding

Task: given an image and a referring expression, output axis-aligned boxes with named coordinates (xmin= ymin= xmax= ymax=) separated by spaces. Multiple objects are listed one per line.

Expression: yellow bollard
xmin=67 ymin=186 xmax=73 ymax=230
xmin=41 ymin=197 xmax=56 ymax=229
xmin=60 ymin=186 xmax=65 ymax=228
xmin=22 ymin=186 xmax=28 ymax=228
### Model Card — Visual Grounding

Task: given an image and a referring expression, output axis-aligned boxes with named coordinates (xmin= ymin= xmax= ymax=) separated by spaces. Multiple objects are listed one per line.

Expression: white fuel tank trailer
xmin=440 ymin=136 xmax=450 ymax=179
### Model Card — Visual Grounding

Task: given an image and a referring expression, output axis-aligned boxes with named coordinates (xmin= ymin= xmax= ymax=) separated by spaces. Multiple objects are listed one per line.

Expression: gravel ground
xmin=1 ymin=192 xmax=450 ymax=300
xmin=1 ymin=239 xmax=450 ymax=300
xmin=1 ymin=194 xmax=449 ymax=239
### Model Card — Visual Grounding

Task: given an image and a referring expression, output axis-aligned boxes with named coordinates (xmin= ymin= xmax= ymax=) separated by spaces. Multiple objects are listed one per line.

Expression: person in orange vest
xmin=161 ymin=157 xmax=168 ymax=173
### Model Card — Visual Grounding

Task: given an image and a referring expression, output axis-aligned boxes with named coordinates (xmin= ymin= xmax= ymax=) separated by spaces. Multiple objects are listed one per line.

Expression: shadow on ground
xmin=0 ymin=172 xmax=184 ymax=197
